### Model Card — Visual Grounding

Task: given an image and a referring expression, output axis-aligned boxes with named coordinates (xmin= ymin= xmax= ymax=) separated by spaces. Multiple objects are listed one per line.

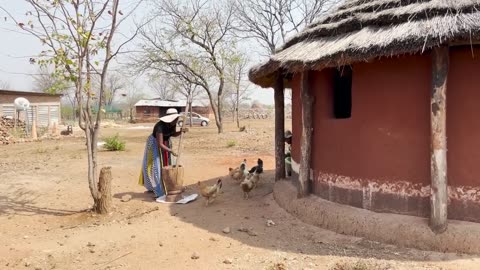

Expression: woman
xmin=139 ymin=108 xmax=187 ymax=197
xmin=284 ymin=130 xmax=293 ymax=177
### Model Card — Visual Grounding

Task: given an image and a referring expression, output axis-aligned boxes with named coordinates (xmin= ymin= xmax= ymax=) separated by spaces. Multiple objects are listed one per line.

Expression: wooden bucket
xmin=162 ymin=165 xmax=184 ymax=195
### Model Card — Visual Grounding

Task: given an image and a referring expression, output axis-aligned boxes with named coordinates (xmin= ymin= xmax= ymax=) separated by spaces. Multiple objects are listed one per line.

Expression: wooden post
xmin=298 ymin=71 xmax=313 ymax=198
xmin=274 ymin=72 xmax=286 ymax=181
xmin=430 ymin=46 xmax=449 ymax=233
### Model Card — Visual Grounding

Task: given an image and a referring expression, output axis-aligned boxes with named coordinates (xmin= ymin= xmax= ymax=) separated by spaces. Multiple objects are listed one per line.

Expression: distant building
xmin=135 ymin=98 xmax=213 ymax=122
xmin=0 ymin=90 xmax=62 ymax=127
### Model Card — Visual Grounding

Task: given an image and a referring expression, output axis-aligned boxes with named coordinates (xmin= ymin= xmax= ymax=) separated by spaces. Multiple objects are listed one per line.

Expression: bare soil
xmin=0 ymin=119 xmax=479 ymax=270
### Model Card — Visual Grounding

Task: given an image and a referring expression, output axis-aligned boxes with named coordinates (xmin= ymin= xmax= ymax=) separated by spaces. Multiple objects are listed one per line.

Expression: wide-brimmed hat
xmin=160 ymin=108 xmax=180 ymax=123
xmin=284 ymin=130 xmax=292 ymax=139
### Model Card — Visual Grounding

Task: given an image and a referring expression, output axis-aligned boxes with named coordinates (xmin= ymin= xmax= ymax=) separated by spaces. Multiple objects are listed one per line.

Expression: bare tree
xmin=234 ymin=0 xmax=332 ymax=55
xmin=226 ymin=53 xmax=250 ymax=128
xmin=121 ymin=83 xmax=145 ymax=122
xmin=104 ymin=73 xmax=125 ymax=107
xmin=0 ymin=81 xmax=10 ymax=89
xmin=0 ymin=80 xmax=11 ymax=89
xmin=4 ymin=0 xmax=142 ymax=214
xmin=135 ymin=0 xmax=236 ymax=133
xmin=149 ymin=77 xmax=177 ymax=100
xmin=33 ymin=66 xmax=70 ymax=93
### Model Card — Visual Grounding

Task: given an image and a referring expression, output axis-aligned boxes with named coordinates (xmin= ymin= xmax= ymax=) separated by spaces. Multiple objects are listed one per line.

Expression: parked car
xmin=177 ymin=112 xmax=210 ymax=127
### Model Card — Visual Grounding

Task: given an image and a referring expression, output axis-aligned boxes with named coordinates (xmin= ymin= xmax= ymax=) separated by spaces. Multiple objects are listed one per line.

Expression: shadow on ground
xmin=167 ymin=170 xmax=477 ymax=263
xmin=0 ymin=188 xmax=83 ymax=217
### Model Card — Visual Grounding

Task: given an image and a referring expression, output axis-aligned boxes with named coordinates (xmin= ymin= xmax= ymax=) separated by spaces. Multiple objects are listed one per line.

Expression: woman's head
xmin=160 ymin=108 xmax=180 ymax=124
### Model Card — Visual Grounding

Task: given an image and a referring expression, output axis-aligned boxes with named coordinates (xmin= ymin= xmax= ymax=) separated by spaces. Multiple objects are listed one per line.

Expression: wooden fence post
xmin=274 ymin=72 xmax=286 ymax=181
xmin=298 ymin=70 xmax=313 ymax=198
xmin=430 ymin=46 xmax=449 ymax=233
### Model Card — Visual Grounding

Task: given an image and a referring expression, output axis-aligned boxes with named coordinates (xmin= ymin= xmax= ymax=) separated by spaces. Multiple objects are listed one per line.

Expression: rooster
xmin=229 ymin=159 xmax=248 ymax=183
xmin=197 ymin=179 xmax=222 ymax=206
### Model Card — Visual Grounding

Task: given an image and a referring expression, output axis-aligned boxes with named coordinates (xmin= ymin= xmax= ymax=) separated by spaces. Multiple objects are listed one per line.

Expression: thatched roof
xmin=249 ymin=0 xmax=480 ymax=88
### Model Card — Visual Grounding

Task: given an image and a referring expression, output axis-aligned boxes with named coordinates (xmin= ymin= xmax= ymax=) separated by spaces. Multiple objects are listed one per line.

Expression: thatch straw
xmin=249 ymin=0 xmax=480 ymax=88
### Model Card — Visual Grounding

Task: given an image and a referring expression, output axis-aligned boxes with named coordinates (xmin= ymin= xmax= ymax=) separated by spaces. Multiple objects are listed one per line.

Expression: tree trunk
xmin=430 ymin=46 xmax=449 ymax=234
xmin=93 ymin=166 xmax=113 ymax=214
xmin=298 ymin=71 xmax=313 ymax=198
xmin=189 ymin=98 xmax=193 ymax=127
xmin=274 ymin=72 xmax=286 ymax=181
xmin=236 ymin=107 xmax=240 ymax=128
xmin=236 ymin=83 xmax=240 ymax=128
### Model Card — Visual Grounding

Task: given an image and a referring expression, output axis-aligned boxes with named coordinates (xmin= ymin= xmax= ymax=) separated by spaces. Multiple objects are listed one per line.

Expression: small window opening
xmin=333 ymin=65 xmax=352 ymax=119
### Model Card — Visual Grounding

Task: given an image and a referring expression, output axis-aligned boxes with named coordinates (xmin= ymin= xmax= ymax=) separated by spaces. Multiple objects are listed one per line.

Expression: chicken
xmin=229 ymin=159 xmax=248 ymax=183
xmin=246 ymin=158 xmax=263 ymax=186
xmin=248 ymin=158 xmax=264 ymax=175
xmin=240 ymin=172 xmax=261 ymax=199
xmin=197 ymin=179 xmax=222 ymax=206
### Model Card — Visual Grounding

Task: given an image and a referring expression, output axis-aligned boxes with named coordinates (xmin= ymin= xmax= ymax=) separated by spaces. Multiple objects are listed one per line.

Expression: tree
xmin=0 ymin=80 xmax=11 ymax=89
xmin=33 ymin=66 xmax=70 ymax=93
xmin=234 ymin=0 xmax=332 ymax=55
xmin=4 ymin=0 xmax=140 ymax=214
xmin=121 ymin=83 xmax=145 ymax=122
xmin=103 ymin=73 xmax=125 ymax=107
xmin=225 ymin=53 xmax=250 ymax=128
xmin=135 ymin=0 xmax=236 ymax=133
xmin=149 ymin=77 xmax=177 ymax=100
xmin=170 ymin=76 xmax=202 ymax=127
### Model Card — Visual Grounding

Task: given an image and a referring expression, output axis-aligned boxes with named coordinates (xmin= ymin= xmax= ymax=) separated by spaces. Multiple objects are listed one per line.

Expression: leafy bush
xmin=226 ymin=140 xmax=236 ymax=148
xmin=103 ymin=134 xmax=125 ymax=151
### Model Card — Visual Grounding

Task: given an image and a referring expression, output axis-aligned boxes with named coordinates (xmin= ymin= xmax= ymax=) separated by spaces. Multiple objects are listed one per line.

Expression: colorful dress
xmin=138 ymin=121 xmax=175 ymax=197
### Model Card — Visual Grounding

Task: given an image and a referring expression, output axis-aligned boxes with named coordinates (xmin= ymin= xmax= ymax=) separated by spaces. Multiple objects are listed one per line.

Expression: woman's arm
xmin=156 ymin=132 xmax=174 ymax=153
xmin=172 ymin=127 xmax=188 ymax=137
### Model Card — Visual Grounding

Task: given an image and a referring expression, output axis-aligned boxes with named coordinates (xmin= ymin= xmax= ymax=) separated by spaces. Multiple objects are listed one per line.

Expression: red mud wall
xmin=447 ymin=47 xmax=480 ymax=187
xmin=312 ymin=55 xmax=431 ymax=184
xmin=289 ymin=49 xmax=480 ymax=222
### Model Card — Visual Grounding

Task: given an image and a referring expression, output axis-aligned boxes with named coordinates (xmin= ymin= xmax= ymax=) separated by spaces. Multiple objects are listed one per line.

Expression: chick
xmin=197 ymin=179 xmax=222 ymax=206
xmin=228 ymin=159 xmax=248 ymax=183
xmin=240 ymin=172 xmax=260 ymax=199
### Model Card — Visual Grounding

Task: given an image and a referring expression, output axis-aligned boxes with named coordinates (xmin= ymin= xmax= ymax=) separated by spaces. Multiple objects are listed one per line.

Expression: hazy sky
xmin=0 ymin=0 xmax=275 ymax=104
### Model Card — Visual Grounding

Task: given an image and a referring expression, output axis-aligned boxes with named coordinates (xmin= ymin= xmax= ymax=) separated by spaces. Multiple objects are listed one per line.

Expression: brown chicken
xmin=197 ymin=179 xmax=223 ymax=206
xmin=228 ymin=159 xmax=248 ymax=183
xmin=240 ymin=172 xmax=260 ymax=199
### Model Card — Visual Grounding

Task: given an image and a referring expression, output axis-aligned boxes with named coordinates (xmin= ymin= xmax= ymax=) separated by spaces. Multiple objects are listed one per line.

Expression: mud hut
xmin=249 ymin=0 xmax=480 ymax=232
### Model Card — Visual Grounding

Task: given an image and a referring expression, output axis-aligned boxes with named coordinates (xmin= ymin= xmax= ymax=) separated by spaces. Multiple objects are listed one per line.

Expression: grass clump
xmin=103 ymin=134 xmax=126 ymax=151
xmin=226 ymin=140 xmax=236 ymax=148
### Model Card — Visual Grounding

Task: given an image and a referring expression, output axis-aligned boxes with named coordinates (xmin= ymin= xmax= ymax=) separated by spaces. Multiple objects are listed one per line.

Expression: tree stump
xmin=93 ymin=166 xmax=113 ymax=214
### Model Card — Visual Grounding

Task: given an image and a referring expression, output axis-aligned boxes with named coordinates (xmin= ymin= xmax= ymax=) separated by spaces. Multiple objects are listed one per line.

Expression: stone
xmin=223 ymin=259 xmax=233 ymax=264
xmin=191 ymin=252 xmax=199 ymax=260
xmin=121 ymin=194 xmax=132 ymax=202
xmin=267 ymin=220 xmax=276 ymax=227
xmin=222 ymin=227 xmax=231 ymax=234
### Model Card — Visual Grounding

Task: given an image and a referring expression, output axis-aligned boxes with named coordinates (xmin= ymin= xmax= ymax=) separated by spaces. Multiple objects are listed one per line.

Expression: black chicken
xmin=248 ymin=158 xmax=264 ymax=174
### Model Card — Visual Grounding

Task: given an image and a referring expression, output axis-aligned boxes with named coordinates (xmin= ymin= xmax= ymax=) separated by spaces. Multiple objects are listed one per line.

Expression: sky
xmin=0 ymin=0 xmax=275 ymax=105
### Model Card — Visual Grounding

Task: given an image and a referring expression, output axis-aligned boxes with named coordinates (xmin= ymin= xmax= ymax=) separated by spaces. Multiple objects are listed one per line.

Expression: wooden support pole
xmin=430 ymin=46 xmax=449 ymax=234
xmin=274 ymin=72 xmax=286 ymax=181
xmin=298 ymin=70 xmax=313 ymax=198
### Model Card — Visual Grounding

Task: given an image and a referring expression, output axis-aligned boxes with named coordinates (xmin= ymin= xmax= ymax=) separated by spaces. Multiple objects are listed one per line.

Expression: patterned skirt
xmin=138 ymin=135 xmax=172 ymax=197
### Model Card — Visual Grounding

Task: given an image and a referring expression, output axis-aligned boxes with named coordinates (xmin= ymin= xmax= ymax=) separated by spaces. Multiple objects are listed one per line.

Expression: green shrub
xmin=103 ymin=134 xmax=125 ymax=151
xmin=226 ymin=140 xmax=236 ymax=148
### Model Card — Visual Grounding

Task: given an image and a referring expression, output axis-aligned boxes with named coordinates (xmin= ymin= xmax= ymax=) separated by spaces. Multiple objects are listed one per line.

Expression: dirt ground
xmin=1 ymin=119 xmax=480 ymax=270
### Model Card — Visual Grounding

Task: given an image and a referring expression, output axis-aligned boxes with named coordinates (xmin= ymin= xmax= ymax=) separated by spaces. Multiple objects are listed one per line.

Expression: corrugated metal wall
xmin=0 ymin=104 xmax=60 ymax=127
